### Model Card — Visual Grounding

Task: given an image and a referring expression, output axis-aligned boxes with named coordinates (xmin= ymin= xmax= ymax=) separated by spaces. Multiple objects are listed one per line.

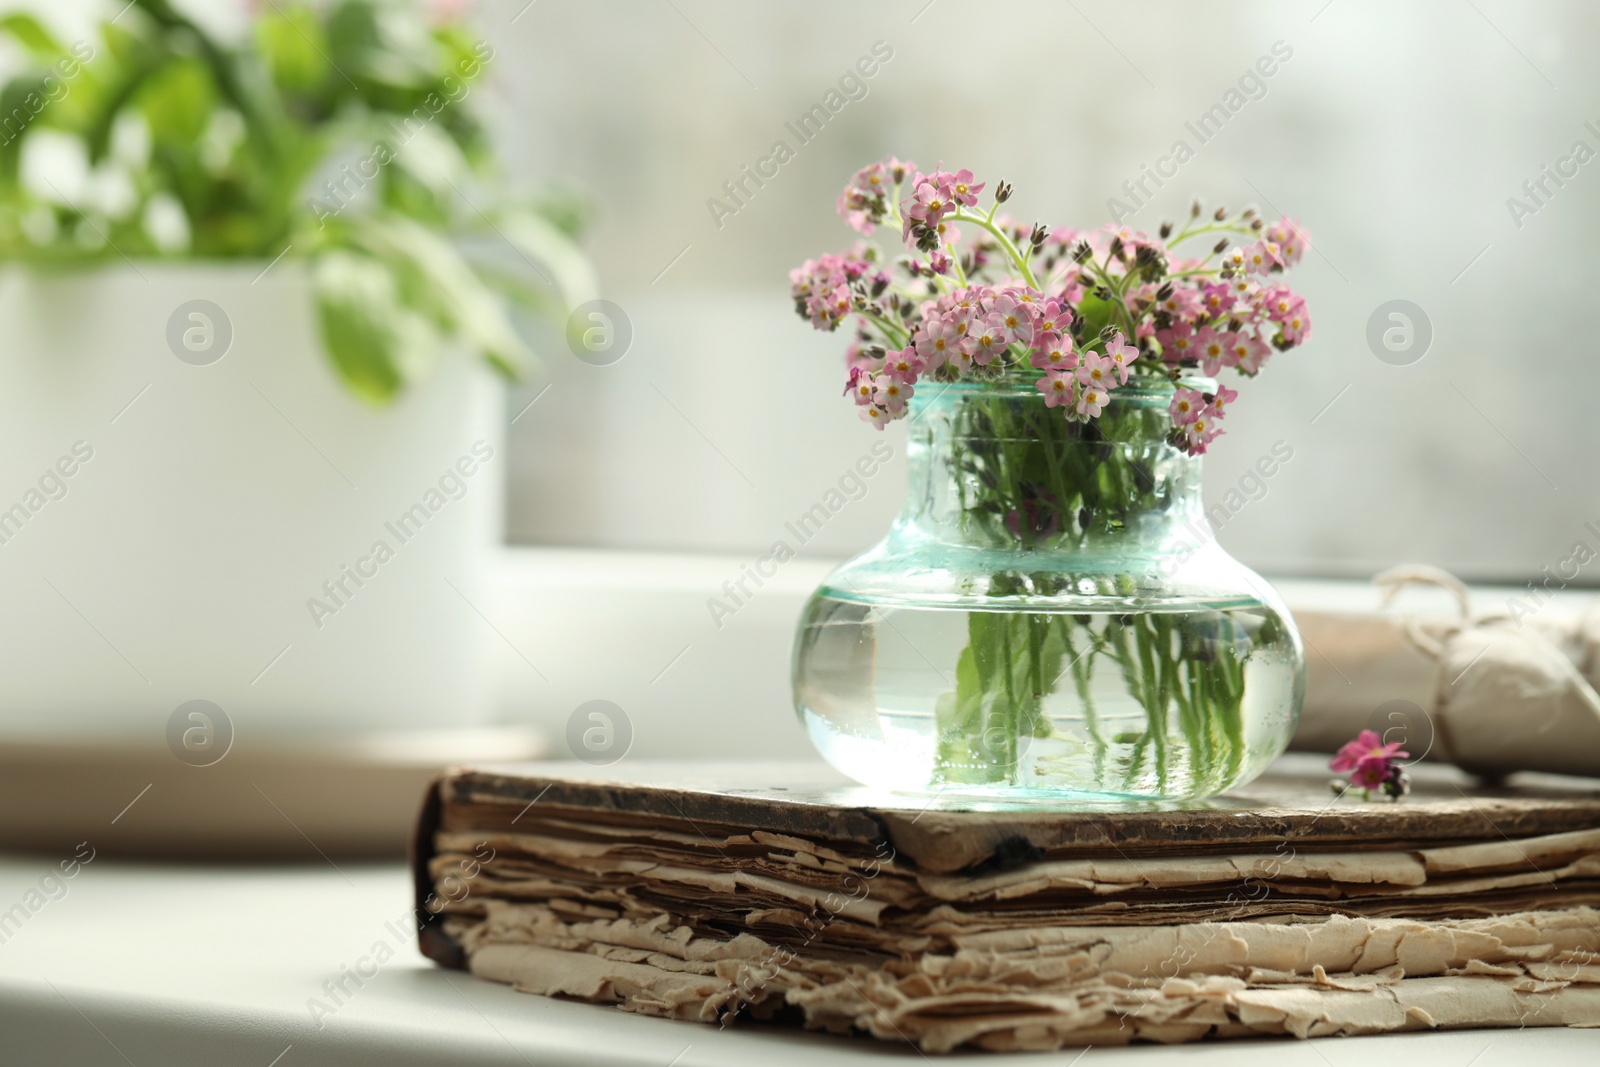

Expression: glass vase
xmin=792 ymin=379 xmax=1304 ymax=801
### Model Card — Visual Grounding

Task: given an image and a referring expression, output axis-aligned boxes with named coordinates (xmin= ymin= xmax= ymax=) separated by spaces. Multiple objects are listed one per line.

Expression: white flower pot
xmin=0 ymin=263 xmax=503 ymax=740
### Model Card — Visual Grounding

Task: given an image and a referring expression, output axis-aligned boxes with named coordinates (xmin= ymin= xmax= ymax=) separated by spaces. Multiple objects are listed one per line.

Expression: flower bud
xmin=995 ymin=180 xmax=1013 ymax=203
xmin=1213 ymin=238 xmax=1229 ymax=255
xmin=1190 ymin=199 xmax=1202 ymax=218
xmin=1213 ymin=206 xmax=1227 ymax=221
xmin=1159 ymin=221 xmax=1173 ymax=239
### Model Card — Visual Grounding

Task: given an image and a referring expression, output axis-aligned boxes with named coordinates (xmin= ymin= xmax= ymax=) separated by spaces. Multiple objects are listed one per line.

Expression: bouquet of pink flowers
xmin=787 ymin=159 xmax=1316 ymax=796
xmin=790 ymin=157 xmax=1312 ymax=454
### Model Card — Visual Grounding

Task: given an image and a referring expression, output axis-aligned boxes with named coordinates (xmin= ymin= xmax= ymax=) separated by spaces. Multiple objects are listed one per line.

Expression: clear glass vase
xmin=792 ymin=379 xmax=1304 ymax=801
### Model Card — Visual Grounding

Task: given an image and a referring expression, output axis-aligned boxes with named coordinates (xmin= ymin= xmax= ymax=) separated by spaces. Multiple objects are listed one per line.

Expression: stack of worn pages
xmin=411 ymin=757 xmax=1600 ymax=1050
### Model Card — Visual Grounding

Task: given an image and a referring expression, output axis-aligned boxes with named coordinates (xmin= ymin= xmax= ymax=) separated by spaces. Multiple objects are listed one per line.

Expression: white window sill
xmin=1 ymin=855 xmax=1585 ymax=1065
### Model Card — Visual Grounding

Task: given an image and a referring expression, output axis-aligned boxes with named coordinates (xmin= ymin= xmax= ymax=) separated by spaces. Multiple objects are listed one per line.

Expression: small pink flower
xmin=1157 ymin=285 xmax=1202 ymax=320
xmin=1030 ymin=298 xmax=1071 ymax=341
xmin=884 ymin=347 xmax=924 ymax=383
xmin=812 ymin=285 xmax=851 ymax=329
xmin=1267 ymin=216 xmax=1308 ymax=266
xmin=1348 ymin=763 xmax=1389 ymax=790
xmin=1104 ymin=330 xmax=1139 ymax=384
xmin=1076 ymin=385 xmax=1109 ymax=418
xmin=946 ymin=289 xmax=980 ymax=318
xmin=1330 ymin=728 xmax=1410 ymax=793
xmin=838 ymin=158 xmax=917 ymax=233
xmin=836 ymin=191 xmax=874 ymax=235
xmin=1235 ymin=333 xmax=1273 ymax=374
xmin=1261 ymin=285 xmax=1299 ymax=322
xmin=1208 ymin=383 xmax=1239 ymax=417
xmin=1183 ymin=414 xmax=1222 ymax=453
xmin=948 ymin=168 xmax=984 ymax=207
xmin=1330 ymin=729 xmax=1410 ymax=771
xmin=873 ymin=374 xmax=912 ymax=414
xmin=836 ymin=163 xmax=891 ymax=233
xmin=1228 ymin=275 xmax=1260 ymax=302
xmin=1169 ymin=387 xmax=1204 ymax=426
xmin=964 ymin=317 xmax=1008 ymax=365
xmin=1075 ymin=352 xmax=1115 ymax=391
xmin=1199 ymin=282 xmax=1234 ymax=318
xmin=906 ymin=179 xmax=951 ymax=226
xmin=860 ymin=403 xmax=892 ymax=429
xmin=1279 ymin=303 xmax=1312 ymax=346
xmin=1243 ymin=239 xmax=1284 ymax=275
xmin=1157 ymin=321 xmax=1196 ymax=365
xmin=993 ymin=293 xmax=1033 ymax=342
xmin=914 ymin=316 xmax=958 ymax=370
xmin=1225 ymin=332 xmax=1253 ymax=369
xmin=845 ymin=367 xmax=876 ymax=406
xmin=1031 ymin=337 xmax=1077 ymax=371
xmin=1195 ymin=325 xmax=1231 ymax=376
xmin=1036 ymin=370 xmax=1074 ymax=409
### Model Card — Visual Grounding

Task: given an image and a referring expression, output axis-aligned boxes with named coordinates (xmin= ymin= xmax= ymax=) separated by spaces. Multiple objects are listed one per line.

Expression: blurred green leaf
xmin=353 ymin=213 xmax=528 ymax=378
xmin=490 ymin=208 xmax=599 ymax=314
xmin=1075 ymin=292 xmax=1116 ymax=348
xmin=312 ymin=247 xmax=440 ymax=402
xmin=257 ymin=4 xmax=328 ymax=94
xmin=0 ymin=0 xmax=593 ymax=403
xmin=0 ymin=14 xmax=65 ymax=59
xmin=137 ymin=57 xmax=213 ymax=146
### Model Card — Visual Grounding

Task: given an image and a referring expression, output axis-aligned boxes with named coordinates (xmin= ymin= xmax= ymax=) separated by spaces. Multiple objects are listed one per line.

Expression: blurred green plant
xmin=0 ymin=0 xmax=594 ymax=401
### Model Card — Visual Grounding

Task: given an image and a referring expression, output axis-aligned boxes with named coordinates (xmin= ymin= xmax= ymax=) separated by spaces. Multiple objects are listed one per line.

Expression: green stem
xmin=952 ymin=208 xmax=1039 ymax=289
xmin=860 ymin=308 xmax=909 ymax=349
xmin=1058 ymin=618 xmax=1106 ymax=780
xmin=1139 ymin=617 xmax=1171 ymax=793
xmin=1169 ymin=221 xmax=1260 ymax=247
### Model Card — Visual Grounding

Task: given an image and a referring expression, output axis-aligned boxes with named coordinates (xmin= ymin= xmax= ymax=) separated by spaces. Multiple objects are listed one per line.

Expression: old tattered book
xmin=411 ymin=757 xmax=1600 ymax=1051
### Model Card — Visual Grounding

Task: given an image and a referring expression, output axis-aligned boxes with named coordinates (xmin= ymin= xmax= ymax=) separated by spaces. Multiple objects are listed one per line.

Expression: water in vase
xmin=795 ymin=592 xmax=1301 ymax=800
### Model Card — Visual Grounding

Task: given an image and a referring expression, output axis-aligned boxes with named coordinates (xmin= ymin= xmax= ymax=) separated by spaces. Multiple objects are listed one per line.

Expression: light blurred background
xmin=500 ymin=0 xmax=1593 ymax=576
xmin=0 ymin=0 xmax=1593 ymax=776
